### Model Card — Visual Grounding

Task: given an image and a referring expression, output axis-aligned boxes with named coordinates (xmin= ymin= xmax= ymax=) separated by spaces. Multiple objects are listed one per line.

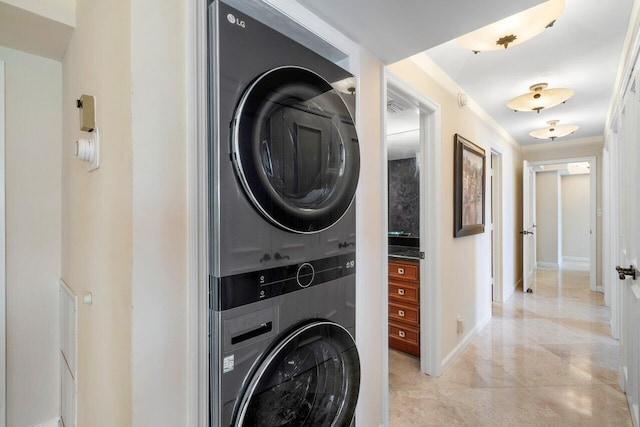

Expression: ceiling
xmin=295 ymin=0 xmax=543 ymax=64
xmin=295 ymin=0 xmax=634 ymax=146
xmin=0 ymin=1 xmax=74 ymax=60
xmin=426 ymin=0 xmax=634 ymax=145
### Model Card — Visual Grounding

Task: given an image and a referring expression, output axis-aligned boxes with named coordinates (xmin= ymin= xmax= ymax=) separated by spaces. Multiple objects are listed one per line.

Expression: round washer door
xmin=232 ymin=66 xmax=360 ymax=234
xmin=233 ymin=320 xmax=360 ymax=427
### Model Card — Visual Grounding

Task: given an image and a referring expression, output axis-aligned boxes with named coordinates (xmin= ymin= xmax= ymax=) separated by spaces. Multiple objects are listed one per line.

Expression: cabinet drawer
xmin=389 ymin=302 xmax=419 ymax=326
xmin=389 ymin=281 xmax=419 ymax=304
xmin=389 ymin=322 xmax=420 ymax=357
xmin=388 ymin=260 xmax=419 ymax=282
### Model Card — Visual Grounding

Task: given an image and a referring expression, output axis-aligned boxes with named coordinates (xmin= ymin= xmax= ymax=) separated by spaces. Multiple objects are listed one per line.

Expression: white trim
xmin=59 ymin=279 xmax=77 ymax=427
xmin=384 ymin=70 xmax=442 ymax=377
xmin=0 ymin=60 xmax=5 ymax=427
xmin=606 ymin=0 xmax=640 ymax=132
xmin=441 ymin=313 xmax=491 ymax=372
xmin=490 ymin=149 xmax=503 ymax=303
xmin=537 ymin=262 xmax=560 ymax=269
xmin=596 ymin=286 xmax=605 ymax=293
xmin=379 ymin=73 xmax=390 ymax=427
xmin=30 ymin=417 xmax=61 ymax=427
xmin=562 ymin=256 xmax=589 ymax=263
xmin=514 ymin=278 xmax=523 ymax=293
xmin=187 ymin=0 xmax=209 ymax=426
xmin=263 ymin=0 xmax=359 ymax=63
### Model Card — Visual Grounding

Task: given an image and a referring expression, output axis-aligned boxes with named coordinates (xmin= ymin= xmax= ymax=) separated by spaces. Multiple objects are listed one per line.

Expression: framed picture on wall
xmin=454 ymin=134 xmax=486 ymax=237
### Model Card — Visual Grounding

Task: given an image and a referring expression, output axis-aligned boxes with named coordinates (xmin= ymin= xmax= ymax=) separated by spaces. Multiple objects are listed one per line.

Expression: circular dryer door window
xmin=233 ymin=320 xmax=360 ymax=426
xmin=232 ymin=66 xmax=360 ymax=233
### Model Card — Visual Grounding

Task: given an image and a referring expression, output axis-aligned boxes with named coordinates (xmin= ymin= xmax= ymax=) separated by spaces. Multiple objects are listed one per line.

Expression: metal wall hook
xmin=615 ymin=265 xmax=638 ymax=280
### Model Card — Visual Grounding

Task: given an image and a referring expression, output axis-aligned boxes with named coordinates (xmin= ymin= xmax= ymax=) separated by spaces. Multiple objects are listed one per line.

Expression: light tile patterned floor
xmin=389 ymin=266 xmax=632 ymax=426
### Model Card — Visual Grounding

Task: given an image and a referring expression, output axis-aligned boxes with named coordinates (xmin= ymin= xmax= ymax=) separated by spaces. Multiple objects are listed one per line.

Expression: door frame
xmin=490 ymin=150 xmax=503 ymax=302
xmin=525 ymin=156 xmax=598 ymax=291
xmin=187 ymin=1 xmax=364 ymax=424
xmin=522 ymin=161 xmax=536 ymax=292
xmin=0 ymin=60 xmax=6 ymax=425
xmin=383 ymin=69 xmax=442 ymax=379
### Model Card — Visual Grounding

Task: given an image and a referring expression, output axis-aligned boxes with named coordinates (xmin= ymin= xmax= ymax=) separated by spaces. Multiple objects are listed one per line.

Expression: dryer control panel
xmin=211 ymin=253 xmax=356 ymax=311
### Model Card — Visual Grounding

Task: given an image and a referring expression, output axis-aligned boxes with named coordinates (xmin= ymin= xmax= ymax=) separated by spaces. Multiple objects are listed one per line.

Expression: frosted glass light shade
xmin=457 ymin=0 xmax=565 ymax=52
xmin=530 ymin=120 xmax=578 ymax=140
xmin=507 ymin=83 xmax=574 ymax=113
xmin=331 ymin=77 xmax=356 ymax=94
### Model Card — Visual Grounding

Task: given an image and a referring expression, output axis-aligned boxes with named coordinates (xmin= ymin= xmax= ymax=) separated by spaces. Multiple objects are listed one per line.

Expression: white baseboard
xmin=441 ymin=313 xmax=491 ymax=373
xmin=503 ymin=278 xmax=521 ymax=301
xmin=563 ymin=256 xmax=589 ymax=262
xmin=597 ymin=286 xmax=604 ymax=293
xmin=31 ymin=417 xmax=61 ymax=427
xmin=537 ymin=262 xmax=559 ymax=269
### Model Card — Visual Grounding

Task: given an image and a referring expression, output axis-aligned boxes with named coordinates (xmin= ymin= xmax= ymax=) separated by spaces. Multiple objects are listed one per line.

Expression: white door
xmin=616 ymin=74 xmax=640 ymax=426
xmin=522 ymin=161 xmax=536 ymax=292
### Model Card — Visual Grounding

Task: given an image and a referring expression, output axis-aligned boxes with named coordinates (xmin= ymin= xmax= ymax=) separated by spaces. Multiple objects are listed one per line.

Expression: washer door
xmin=233 ymin=320 xmax=360 ymax=427
xmin=232 ymin=66 xmax=360 ymax=233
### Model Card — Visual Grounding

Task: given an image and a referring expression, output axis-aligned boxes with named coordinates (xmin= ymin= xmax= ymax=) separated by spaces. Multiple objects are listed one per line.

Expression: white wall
xmin=562 ymin=174 xmax=590 ymax=259
xmin=354 ymin=47 xmax=385 ymax=427
xmin=131 ymin=0 xmax=188 ymax=424
xmin=536 ymin=171 xmax=561 ymax=265
xmin=388 ymin=54 xmax=522 ymax=365
xmin=0 ymin=45 xmax=61 ymax=427
xmin=522 ymin=137 xmax=603 ymax=284
xmin=61 ymin=0 xmax=133 ymax=425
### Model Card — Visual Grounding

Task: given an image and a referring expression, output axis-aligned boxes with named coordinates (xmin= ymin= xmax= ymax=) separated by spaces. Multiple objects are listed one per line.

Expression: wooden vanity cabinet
xmin=388 ymin=259 xmax=420 ymax=356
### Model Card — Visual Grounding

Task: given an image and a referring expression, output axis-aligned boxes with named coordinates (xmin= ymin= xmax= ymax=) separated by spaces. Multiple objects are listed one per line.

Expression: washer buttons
xmin=296 ymin=263 xmax=315 ymax=288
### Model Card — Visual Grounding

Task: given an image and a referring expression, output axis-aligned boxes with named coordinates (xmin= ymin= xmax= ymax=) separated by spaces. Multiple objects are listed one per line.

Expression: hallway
xmin=389 ymin=266 xmax=632 ymax=426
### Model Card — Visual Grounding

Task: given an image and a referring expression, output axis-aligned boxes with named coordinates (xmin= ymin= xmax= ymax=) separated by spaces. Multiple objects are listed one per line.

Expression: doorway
xmin=383 ymin=69 xmax=442 ymax=387
xmin=522 ymin=157 xmax=597 ymax=292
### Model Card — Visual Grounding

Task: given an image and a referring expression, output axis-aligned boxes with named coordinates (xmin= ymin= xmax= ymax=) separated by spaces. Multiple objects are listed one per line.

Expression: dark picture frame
xmin=454 ymin=134 xmax=486 ymax=237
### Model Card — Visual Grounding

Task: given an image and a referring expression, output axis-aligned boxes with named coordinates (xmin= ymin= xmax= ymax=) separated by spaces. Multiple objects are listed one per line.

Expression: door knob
xmin=616 ymin=265 xmax=638 ymax=280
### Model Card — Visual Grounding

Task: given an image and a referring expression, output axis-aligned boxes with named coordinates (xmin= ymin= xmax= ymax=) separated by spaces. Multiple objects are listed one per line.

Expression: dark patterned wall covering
xmin=388 ymin=158 xmax=420 ymax=237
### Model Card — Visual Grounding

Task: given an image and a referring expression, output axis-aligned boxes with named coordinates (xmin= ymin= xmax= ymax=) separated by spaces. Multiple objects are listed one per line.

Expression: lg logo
xmin=227 ymin=13 xmax=245 ymax=28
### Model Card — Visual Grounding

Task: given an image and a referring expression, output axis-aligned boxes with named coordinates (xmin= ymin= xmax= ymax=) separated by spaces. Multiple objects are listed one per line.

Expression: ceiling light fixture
xmin=331 ymin=76 xmax=356 ymax=95
xmin=507 ymin=83 xmax=574 ymax=113
xmin=529 ymin=120 xmax=578 ymax=141
xmin=457 ymin=0 xmax=565 ymax=53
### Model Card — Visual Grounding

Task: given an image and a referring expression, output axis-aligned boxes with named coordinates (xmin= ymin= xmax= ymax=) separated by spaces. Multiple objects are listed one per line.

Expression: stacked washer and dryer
xmin=208 ymin=1 xmax=362 ymax=426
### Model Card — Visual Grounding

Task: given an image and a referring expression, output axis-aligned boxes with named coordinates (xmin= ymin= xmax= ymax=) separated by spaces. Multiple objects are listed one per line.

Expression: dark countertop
xmin=388 ymin=245 xmax=421 ymax=261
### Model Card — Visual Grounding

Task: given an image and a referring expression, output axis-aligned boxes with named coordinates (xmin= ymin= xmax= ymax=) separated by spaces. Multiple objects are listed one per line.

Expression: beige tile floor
xmin=389 ymin=265 xmax=633 ymax=426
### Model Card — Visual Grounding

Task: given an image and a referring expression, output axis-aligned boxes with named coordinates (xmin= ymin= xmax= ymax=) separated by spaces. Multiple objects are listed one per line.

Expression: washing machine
xmin=208 ymin=0 xmax=361 ymax=425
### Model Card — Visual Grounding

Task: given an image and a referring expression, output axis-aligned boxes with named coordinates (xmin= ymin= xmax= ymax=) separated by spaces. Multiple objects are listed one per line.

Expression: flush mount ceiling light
xmin=529 ymin=120 xmax=578 ymax=141
xmin=507 ymin=83 xmax=574 ymax=113
xmin=457 ymin=0 xmax=564 ymax=53
xmin=331 ymin=76 xmax=356 ymax=95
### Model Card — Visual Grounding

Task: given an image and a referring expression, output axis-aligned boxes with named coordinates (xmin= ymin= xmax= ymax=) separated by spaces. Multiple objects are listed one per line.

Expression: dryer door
xmin=232 ymin=320 xmax=360 ymax=427
xmin=232 ymin=66 xmax=360 ymax=234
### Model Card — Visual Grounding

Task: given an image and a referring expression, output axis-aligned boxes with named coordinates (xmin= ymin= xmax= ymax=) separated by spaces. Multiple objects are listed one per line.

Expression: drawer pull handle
xmin=398 ymin=330 xmax=406 ymax=338
xmin=398 ymin=288 xmax=405 ymax=296
xmin=397 ymin=267 xmax=405 ymax=275
xmin=398 ymin=310 xmax=405 ymax=317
